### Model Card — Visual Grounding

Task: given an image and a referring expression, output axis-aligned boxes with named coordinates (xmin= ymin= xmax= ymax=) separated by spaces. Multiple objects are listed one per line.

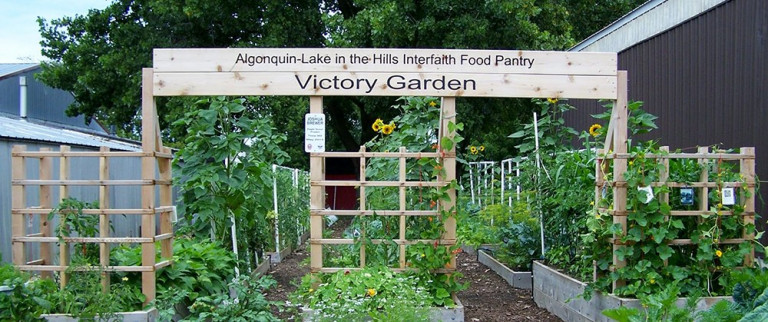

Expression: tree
xmin=37 ymin=0 xmax=324 ymax=141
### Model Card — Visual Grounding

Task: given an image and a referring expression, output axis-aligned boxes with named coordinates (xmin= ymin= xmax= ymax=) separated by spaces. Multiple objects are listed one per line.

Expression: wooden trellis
xmin=11 ymin=143 xmax=173 ymax=303
xmin=148 ymin=48 xmax=621 ymax=274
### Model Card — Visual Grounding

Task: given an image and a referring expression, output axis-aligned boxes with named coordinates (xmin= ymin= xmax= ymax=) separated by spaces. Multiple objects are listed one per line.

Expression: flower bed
xmin=532 ymin=261 xmax=729 ymax=322
xmin=477 ymin=250 xmax=531 ymax=290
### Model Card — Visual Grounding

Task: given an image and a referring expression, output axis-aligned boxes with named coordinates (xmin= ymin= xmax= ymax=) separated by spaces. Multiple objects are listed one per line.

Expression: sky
xmin=0 ymin=0 xmax=110 ymax=63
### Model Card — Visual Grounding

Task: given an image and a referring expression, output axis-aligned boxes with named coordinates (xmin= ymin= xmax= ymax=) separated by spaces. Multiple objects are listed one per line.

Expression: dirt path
xmin=263 ymin=244 xmax=561 ymax=321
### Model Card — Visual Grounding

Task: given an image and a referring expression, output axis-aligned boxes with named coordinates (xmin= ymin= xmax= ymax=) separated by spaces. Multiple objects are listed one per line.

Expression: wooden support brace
xmin=100 ymin=147 xmax=111 ymax=292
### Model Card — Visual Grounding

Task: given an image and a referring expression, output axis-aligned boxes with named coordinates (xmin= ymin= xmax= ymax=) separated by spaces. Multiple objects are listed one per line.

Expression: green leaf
xmin=602 ymin=307 xmax=642 ymax=322
xmin=508 ymin=130 xmax=526 ymax=138
xmin=656 ymin=245 xmax=674 ymax=261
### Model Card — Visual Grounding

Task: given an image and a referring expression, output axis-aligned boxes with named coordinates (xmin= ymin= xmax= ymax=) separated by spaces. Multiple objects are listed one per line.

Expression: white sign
xmin=305 ymin=113 xmax=325 ymax=153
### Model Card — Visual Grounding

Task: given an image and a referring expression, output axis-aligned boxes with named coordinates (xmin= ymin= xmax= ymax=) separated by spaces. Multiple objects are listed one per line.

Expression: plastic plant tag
xmin=680 ymin=187 xmax=694 ymax=206
xmin=638 ymin=186 xmax=654 ymax=204
xmin=353 ymin=229 xmax=361 ymax=238
xmin=722 ymin=187 xmax=735 ymax=205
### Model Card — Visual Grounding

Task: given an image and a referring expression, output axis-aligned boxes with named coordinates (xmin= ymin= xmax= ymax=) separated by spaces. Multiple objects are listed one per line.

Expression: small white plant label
xmin=722 ymin=187 xmax=735 ymax=205
xmin=305 ymin=113 xmax=325 ymax=153
xmin=680 ymin=187 xmax=694 ymax=206
xmin=638 ymin=186 xmax=654 ymax=204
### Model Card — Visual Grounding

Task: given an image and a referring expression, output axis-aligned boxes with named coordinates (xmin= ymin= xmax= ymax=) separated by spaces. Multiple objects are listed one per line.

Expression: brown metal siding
xmin=568 ymin=0 xmax=768 ymax=224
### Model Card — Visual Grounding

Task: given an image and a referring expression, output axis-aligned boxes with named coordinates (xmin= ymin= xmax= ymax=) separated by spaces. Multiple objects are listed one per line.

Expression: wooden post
xmin=159 ymin=147 xmax=173 ymax=259
xmin=359 ymin=145 xmax=367 ymax=267
xmin=140 ymin=68 xmax=157 ymax=304
xmin=594 ymin=149 xmax=605 ymax=282
xmin=11 ymin=145 xmax=26 ymax=268
xmin=309 ymin=96 xmax=324 ymax=272
xmin=611 ymin=71 xmax=628 ymax=291
xmin=59 ymin=145 xmax=71 ymax=288
xmin=99 ymin=147 xmax=111 ymax=292
xmin=698 ymin=147 xmax=709 ymax=226
xmin=440 ymin=97 xmax=457 ymax=269
xmin=659 ymin=146 xmax=669 ymax=267
xmin=398 ymin=147 xmax=407 ymax=268
xmin=39 ymin=147 xmax=53 ymax=279
xmin=740 ymin=147 xmax=756 ymax=266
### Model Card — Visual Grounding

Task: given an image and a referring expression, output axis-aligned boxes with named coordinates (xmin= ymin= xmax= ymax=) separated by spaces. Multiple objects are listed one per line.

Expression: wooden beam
xmin=611 ymin=71 xmax=628 ymax=291
xmin=59 ymin=145 xmax=71 ymax=288
xmin=398 ymin=147 xmax=407 ymax=269
xmin=38 ymin=147 xmax=53 ymax=278
xmin=99 ymin=147 xmax=111 ymax=292
xmin=12 ymin=179 xmax=167 ymax=186
xmin=11 ymin=145 xmax=26 ymax=267
xmin=440 ymin=97 xmax=458 ymax=269
xmin=311 ymin=151 xmax=442 ymax=158
xmin=158 ymin=147 xmax=173 ymax=259
xmin=141 ymin=68 xmax=157 ymax=304
xmin=740 ymin=147 xmax=756 ymax=266
xmin=359 ymin=146 xmax=366 ymax=268
xmin=309 ymin=96 xmax=324 ymax=272
xmin=310 ymin=210 xmax=439 ymax=216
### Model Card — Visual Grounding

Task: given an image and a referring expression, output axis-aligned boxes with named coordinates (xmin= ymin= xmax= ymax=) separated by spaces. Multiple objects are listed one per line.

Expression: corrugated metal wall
xmin=568 ymin=0 xmax=768 ymax=225
xmin=1 ymin=140 xmax=168 ymax=264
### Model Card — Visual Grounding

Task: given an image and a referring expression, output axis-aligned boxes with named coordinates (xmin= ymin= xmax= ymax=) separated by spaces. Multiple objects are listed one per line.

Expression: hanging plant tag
xmin=722 ymin=187 xmax=735 ymax=205
xmin=680 ymin=187 xmax=694 ymax=206
xmin=638 ymin=186 xmax=654 ymax=204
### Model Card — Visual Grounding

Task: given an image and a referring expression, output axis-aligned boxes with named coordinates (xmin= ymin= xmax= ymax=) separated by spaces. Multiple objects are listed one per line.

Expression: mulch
xmin=263 ymin=242 xmax=561 ymax=321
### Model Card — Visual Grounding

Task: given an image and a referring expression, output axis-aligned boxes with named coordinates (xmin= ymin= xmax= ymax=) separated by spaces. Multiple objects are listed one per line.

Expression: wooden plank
xmin=153 ymin=48 xmax=618 ymax=76
xmin=359 ymin=146 xmax=366 ymax=268
xmin=310 ymin=238 xmax=456 ymax=245
xmin=155 ymin=233 xmax=174 ymax=241
xmin=13 ymin=151 xmax=151 ymax=158
xmin=59 ymin=145 xmax=71 ymax=288
xmin=310 ymin=210 xmax=439 ymax=216
xmin=17 ymin=265 xmax=155 ymax=272
xmin=12 ymin=208 xmax=157 ymax=215
xmin=38 ymin=147 xmax=52 ymax=278
xmin=154 ymin=260 xmax=173 ymax=270
xmin=99 ymin=147 xmax=111 ymax=292
xmin=608 ymin=152 xmax=753 ymax=160
xmin=399 ymin=147 xmax=407 ymax=268
xmin=311 ymin=151 xmax=441 ymax=158
xmin=441 ymin=97 xmax=457 ymax=269
xmin=612 ymin=71 xmax=628 ymax=291
xmin=141 ymin=68 xmax=157 ymax=304
xmin=309 ymin=96 xmax=324 ymax=272
xmin=154 ymin=72 xmax=618 ymax=99
xmin=598 ymin=181 xmax=752 ymax=189
xmin=158 ymin=147 xmax=173 ymax=259
xmin=310 ymin=180 xmax=444 ymax=187
xmin=660 ymin=147 xmax=670 ymax=267
xmin=14 ymin=236 xmax=154 ymax=243
xmin=12 ymin=179 xmax=166 ymax=186
xmin=315 ymin=267 xmax=454 ymax=274
xmin=11 ymin=145 xmax=26 ymax=267
xmin=594 ymin=149 xmax=605 ymax=282
xmin=740 ymin=147 xmax=756 ymax=266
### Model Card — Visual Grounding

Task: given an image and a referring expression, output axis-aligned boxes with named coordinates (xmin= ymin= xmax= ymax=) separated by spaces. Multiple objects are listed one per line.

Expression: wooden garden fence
xmin=596 ymin=146 xmax=756 ymax=291
xmin=11 ymin=143 xmax=172 ymax=303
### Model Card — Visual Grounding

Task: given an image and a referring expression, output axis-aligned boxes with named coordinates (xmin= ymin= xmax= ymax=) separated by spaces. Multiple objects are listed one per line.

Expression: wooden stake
xmin=140 ymin=68 xmax=157 ymax=304
xmin=59 ymin=145 xmax=71 ymax=288
xmin=740 ymin=147 xmax=756 ymax=266
xmin=359 ymin=146 xmax=366 ymax=268
xmin=440 ymin=97 xmax=457 ymax=269
xmin=399 ymin=147 xmax=407 ymax=268
xmin=309 ymin=96 xmax=325 ymax=272
xmin=39 ymin=147 xmax=53 ymax=279
xmin=12 ymin=146 xmax=26 ymax=268
xmin=99 ymin=147 xmax=111 ymax=292
xmin=159 ymin=147 xmax=173 ymax=259
xmin=611 ymin=71 xmax=628 ymax=291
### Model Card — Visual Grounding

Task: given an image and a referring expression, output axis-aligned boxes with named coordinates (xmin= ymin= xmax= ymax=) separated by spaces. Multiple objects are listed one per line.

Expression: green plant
xmin=494 ymin=198 xmax=541 ymax=270
xmin=185 ymin=274 xmax=281 ymax=322
xmin=601 ymin=283 xmax=695 ymax=322
xmin=48 ymin=197 xmax=101 ymax=262
xmin=0 ymin=264 xmax=58 ymax=321
xmin=52 ymin=266 xmax=143 ymax=320
xmin=293 ymin=266 xmax=432 ymax=321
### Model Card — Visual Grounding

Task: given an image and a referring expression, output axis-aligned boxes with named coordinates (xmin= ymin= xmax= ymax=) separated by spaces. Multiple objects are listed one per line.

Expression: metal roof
xmin=0 ymin=115 xmax=141 ymax=151
xmin=0 ymin=63 xmax=38 ymax=79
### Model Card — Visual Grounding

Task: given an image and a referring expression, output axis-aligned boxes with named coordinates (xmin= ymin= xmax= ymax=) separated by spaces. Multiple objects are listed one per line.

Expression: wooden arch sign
xmin=146 ymin=48 xmax=625 ymax=278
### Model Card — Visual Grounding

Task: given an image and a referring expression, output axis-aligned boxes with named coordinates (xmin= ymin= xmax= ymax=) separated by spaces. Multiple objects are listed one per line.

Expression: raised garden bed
xmin=301 ymin=294 xmax=464 ymax=322
xmin=460 ymin=244 xmax=498 ymax=257
xmin=268 ymin=231 xmax=310 ymax=263
xmin=477 ymin=250 xmax=531 ymax=289
xmin=532 ymin=261 xmax=730 ymax=322
xmin=42 ymin=308 xmax=158 ymax=322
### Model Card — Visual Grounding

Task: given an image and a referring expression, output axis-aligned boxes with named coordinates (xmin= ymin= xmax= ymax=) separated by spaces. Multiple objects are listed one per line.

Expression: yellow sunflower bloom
xmin=479 ymin=145 xmax=485 ymax=152
xmin=589 ymin=123 xmax=602 ymax=137
xmin=372 ymin=118 xmax=384 ymax=132
xmin=547 ymin=98 xmax=558 ymax=104
xmin=382 ymin=124 xmax=394 ymax=135
xmin=470 ymin=146 xmax=478 ymax=154
xmin=715 ymin=250 xmax=723 ymax=258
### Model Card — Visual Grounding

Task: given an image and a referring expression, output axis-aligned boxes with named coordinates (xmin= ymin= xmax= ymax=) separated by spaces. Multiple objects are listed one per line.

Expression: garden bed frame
xmin=477 ymin=250 xmax=532 ymax=290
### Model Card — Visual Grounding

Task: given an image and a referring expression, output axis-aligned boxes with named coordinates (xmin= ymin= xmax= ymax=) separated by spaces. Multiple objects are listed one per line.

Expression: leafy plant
xmin=601 ymin=283 xmax=695 ymax=322
xmin=0 ymin=264 xmax=58 ymax=321
xmin=186 ymin=274 xmax=281 ymax=322
xmin=48 ymin=197 xmax=101 ymax=262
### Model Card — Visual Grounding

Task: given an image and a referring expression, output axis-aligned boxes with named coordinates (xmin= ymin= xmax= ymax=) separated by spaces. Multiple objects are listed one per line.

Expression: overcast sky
xmin=0 ymin=0 xmax=110 ymax=63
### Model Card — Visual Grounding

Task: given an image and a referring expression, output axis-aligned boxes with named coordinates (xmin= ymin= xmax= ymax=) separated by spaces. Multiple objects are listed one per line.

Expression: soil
xmin=263 ymin=241 xmax=562 ymax=321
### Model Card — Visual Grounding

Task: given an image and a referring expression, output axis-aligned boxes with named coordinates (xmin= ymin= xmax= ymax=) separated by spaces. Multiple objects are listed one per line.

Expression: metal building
xmin=567 ymin=0 xmax=768 ymax=225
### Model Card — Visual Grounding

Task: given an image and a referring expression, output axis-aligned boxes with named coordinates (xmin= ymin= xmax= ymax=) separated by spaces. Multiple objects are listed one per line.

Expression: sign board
xmin=304 ymin=113 xmax=325 ymax=153
xmin=153 ymin=48 xmax=618 ymax=99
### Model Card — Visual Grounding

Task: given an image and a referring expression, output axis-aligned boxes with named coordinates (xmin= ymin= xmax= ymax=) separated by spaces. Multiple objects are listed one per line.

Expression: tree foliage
xmin=37 ymin=0 xmax=644 ymax=166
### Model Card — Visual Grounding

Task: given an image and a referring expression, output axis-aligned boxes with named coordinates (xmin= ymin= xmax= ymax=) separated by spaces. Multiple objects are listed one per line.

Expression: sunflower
xmin=547 ymin=98 xmax=558 ymax=104
xmin=589 ymin=123 xmax=602 ymax=137
xmin=372 ymin=118 xmax=384 ymax=132
xmin=470 ymin=146 xmax=478 ymax=154
xmin=381 ymin=123 xmax=394 ymax=135
xmin=479 ymin=145 xmax=485 ymax=152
